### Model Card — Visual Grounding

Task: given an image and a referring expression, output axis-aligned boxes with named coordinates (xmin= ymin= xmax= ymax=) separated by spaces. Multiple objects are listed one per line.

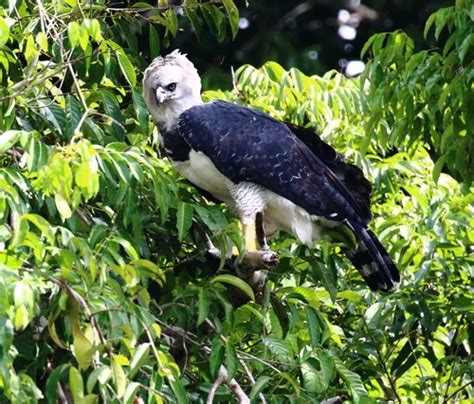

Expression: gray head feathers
xmin=144 ymin=49 xmax=199 ymax=80
xmin=142 ymin=50 xmax=203 ymax=130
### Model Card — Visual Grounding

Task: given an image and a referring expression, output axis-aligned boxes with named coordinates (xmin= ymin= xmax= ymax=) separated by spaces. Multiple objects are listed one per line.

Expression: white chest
xmin=172 ymin=150 xmax=232 ymax=201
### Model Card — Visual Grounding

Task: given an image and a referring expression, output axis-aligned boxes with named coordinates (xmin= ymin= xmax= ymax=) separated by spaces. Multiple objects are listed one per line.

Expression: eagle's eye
xmin=166 ymin=83 xmax=177 ymax=92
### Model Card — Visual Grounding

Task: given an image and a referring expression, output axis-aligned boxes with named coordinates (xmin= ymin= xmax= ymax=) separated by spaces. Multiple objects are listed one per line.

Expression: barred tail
xmin=345 ymin=220 xmax=400 ymax=291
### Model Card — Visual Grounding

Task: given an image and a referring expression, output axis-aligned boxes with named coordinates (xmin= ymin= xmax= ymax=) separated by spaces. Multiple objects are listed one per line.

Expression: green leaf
xmin=149 ymin=23 xmax=160 ymax=57
xmin=306 ymin=351 xmax=334 ymax=394
xmin=305 ymin=306 xmax=321 ymax=347
xmin=176 ymin=201 xmax=193 ymax=241
xmin=263 ymin=61 xmax=286 ymax=82
xmin=364 ymin=302 xmax=383 ymax=329
xmin=184 ymin=1 xmax=202 ymax=39
xmin=14 ymin=304 xmax=31 ymax=330
xmin=225 ymin=341 xmax=238 ymax=380
xmin=89 ymin=19 xmax=102 ymax=42
xmin=14 ymin=280 xmax=34 ymax=308
xmin=0 ymin=17 xmax=10 ymax=47
xmin=249 ymin=375 xmax=270 ymax=400
xmin=101 ymin=90 xmax=125 ymax=139
xmin=301 ymin=350 xmax=334 ymax=394
xmin=66 ymin=95 xmax=82 ymax=138
xmin=432 ymin=155 xmax=447 ymax=184
xmin=23 ymin=214 xmax=55 ymax=245
xmin=111 ymin=354 xmax=127 ymax=398
xmin=124 ymin=381 xmax=140 ymax=404
xmin=278 ymin=286 xmax=322 ymax=308
xmin=424 ymin=12 xmax=436 ymax=38
xmin=360 ymin=34 xmax=377 ymax=58
xmin=434 ymin=9 xmax=450 ymax=40
xmin=69 ymin=367 xmax=84 ymax=401
xmin=334 ymin=358 xmax=369 ymax=401
xmin=201 ymin=4 xmax=225 ymax=37
xmin=222 ymin=0 xmax=239 ymax=39
xmin=24 ymin=34 xmax=38 ymax=64
xmin=35 ymin=31 xmax=48 ymax=51
xmin=197 ymin=287 xmax=210 ymax=326
xmin=86 ymin=366 xmax=111 ymax=393
xmin=270 ymin=294 xmax=290 ymax=338
xmin=68 ymin=21 xmax=81 ymax=48
xmin=0 ymin=130 xmax=23 ymax=153
xmin=78 ymin=25 xmax=89 ymax=50
xmin=129 ymin=343 xmax=151 ymax=378
xmin=55 ymin=192 xmax=73 ymax=220
xmin=25 ymin=138 xmax=49 ymax=171
xmin=164 ymin=355 xmax=188 ymax=404
xmin=465 ymin=90 xmax=474 ymax=134
xmin=209 ymin=340 xmax=225 ymax=378
xmin=10 ymin=216 xmax=29 ymax=248
xmin=116 ymin=50 xmax=137 ymax=86
xmin=132 ymin=88 xmax=149 ymax=131
xmin=390 ymin=339 xmax=414 ymax=376
xmin=280 ymin=372 xmax=301 ymax=395
xmin=46 ymin=364 xmax=70 ymax=404
xmin=337 ymin=290 xmax=363 ymax=303
xmin=459 ymin=33 xmax=474 ymax=63
xmin=212 ymin=274 xmax=255 ymax=301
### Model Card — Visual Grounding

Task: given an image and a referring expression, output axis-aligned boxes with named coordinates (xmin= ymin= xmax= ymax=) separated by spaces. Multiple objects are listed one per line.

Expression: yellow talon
xmin=243 ymin=222 xmax=257 ymax=252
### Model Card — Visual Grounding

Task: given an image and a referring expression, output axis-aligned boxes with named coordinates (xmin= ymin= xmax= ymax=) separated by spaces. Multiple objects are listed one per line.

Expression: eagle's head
xmin=143 ymin=50 xmax=202 ymax=129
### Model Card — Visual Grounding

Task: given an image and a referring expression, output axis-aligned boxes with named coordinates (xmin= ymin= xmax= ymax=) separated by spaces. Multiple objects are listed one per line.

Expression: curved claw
xmin=241 ymin=249 xmax=279 ymax=269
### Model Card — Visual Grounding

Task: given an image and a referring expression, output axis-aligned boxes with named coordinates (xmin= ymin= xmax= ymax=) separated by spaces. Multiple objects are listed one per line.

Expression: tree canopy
xmin=0 ymin=0 xmax=472 ymax=402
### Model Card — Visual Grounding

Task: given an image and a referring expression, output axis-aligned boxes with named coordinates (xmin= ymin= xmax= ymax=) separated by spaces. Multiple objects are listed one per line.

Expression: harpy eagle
xmin=143 ymin=50 xmax=400 ymax=291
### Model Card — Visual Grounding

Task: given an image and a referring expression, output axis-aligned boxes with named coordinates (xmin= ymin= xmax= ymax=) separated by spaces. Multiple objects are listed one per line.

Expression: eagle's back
xmin=178 ymin=100 xmax=370 ymax=226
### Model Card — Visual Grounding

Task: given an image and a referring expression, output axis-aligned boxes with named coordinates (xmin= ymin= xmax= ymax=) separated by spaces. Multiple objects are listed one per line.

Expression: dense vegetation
xmin=0 ymin=0 xmax=472 ymax=402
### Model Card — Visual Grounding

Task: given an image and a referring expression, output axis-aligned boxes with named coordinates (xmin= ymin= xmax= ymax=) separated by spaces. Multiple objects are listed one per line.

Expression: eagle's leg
xmin=227 ymin=182 xmax=278 ymax=268
xmin=240 ymin=212 xmax=278 ymax=269
xmin=242 ymin=220 xmax=258 ymax=251
xmin=256 ymin=211 xmax=269 ymax=250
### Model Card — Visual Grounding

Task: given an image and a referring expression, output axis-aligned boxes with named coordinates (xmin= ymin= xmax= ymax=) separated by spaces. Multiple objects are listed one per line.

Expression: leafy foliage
xmin=0 ymin=0 xmax=473 ymax=402
xmin=360 ymin=0 xmax=474 ymax=183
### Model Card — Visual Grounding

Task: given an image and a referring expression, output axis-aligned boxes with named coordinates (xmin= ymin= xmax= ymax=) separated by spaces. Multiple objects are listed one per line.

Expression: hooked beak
xmin=155 ymin=88 xmax=167 ymax=105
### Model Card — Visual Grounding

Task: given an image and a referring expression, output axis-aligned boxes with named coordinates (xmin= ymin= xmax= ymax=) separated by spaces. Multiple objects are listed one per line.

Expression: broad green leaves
xmin=212 ymin=274 xmax=255 ymax=301
xmin=226 ymin=41 xmax=473 ymax=402
xmin=176 ymin=201 xmax=193 ymax=241
xmin=0 ymin=0 xmax=473 ymax=402
xmin=116 ymin=49 xmax=137 ymax=86
xmin=362 ymin=2 xmax=474 ymax=183
xmin=0 ymin=16 xmax=9 ymax=47
xmin=0 ymin=130 xmax=23 ymax=153
xmin=222 ymin=0 xmax=240 ymax=39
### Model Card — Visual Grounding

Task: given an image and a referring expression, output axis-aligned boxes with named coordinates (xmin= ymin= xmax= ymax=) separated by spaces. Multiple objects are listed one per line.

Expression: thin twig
xmin=444 ymin=380 xmax=474 ymax=402
xmin=206 ymin=367 xmax=227 ymax=404
xmin=0 ymin=48 xmax=105 ymax=102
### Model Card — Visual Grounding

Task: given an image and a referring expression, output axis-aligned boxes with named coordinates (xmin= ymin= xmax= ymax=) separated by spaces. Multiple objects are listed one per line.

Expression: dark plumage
xmin=178 ymin=101 xmax=399 ymax=291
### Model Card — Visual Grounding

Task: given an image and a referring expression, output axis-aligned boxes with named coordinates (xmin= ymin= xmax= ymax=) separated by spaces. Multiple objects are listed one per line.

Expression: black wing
xmin=284 ymin=122 xmax=372 ymax=222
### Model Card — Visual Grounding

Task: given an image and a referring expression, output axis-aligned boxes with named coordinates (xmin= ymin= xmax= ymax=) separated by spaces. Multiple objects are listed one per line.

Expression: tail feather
xmin=344 ymin=221 xmax=400 ymax=291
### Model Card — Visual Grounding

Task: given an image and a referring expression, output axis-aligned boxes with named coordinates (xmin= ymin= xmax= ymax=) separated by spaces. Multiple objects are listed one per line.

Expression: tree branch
xmin=218 ymin=365 xmax=250 ymax=404
xmin=206 ymin=367 xmax=226 ymax=404
xmin=241 ymin=360 xmax=267 ymax=404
